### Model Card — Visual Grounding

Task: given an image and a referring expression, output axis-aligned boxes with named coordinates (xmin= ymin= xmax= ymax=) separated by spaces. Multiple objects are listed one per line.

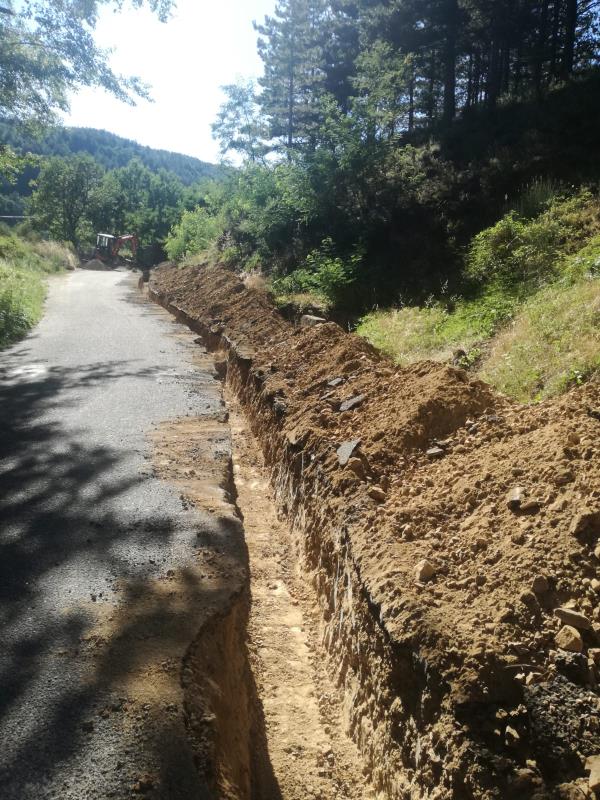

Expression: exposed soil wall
xmin=149 ymin=412 xmax=265 ymax=800
xmin=150 ymin=263 xmax=600 ymax=799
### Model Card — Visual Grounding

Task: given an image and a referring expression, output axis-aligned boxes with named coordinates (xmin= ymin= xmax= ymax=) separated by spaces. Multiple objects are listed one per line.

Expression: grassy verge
xmin=357 ymin=192 xmax=600 ymax=401
xmin=481 ymin=277 xmax=600 ymax=401
xmin=0 ymin=233 xmax=77 ymax=348
xmin=357 ymin=286 xmax=521 ymax=367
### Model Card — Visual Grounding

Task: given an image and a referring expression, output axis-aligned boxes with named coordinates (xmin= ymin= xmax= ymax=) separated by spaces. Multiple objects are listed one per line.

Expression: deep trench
xmin=147 ymin=289 xmax=486 ymax=800
xmin=148 ymin=290 xmax=410 ymax=798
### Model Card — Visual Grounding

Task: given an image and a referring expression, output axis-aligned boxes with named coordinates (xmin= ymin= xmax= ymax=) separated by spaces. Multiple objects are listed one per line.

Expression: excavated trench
xmin=148 ymin=291 xmax=445 ymax=799
xmin=146 ymin=267 xmax=600 ymax=800
xmin=152 ymin=321 xmax=372 ymax=799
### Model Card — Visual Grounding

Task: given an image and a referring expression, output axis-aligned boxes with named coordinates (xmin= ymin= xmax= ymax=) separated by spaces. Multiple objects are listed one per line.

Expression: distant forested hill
xmin=0 ymin=122 xmax=221 ymax=185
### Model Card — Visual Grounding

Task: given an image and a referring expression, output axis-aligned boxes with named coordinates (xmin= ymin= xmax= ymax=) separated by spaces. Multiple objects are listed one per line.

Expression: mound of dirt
xmin=81 ymin=258 xmax=112 ymax=271
xmin=150 ymin=262 xmax=600 ymax=799
xmin=150 ymin=262 xmax=289 ymax=352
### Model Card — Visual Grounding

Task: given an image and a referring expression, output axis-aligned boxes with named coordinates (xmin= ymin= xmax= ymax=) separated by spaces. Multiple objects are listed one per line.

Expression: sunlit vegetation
xmin=0 ymin=230 xmax=76 ymax=348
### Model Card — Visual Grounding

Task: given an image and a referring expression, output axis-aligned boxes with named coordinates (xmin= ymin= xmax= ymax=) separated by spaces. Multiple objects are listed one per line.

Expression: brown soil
xmin=149 ymin=262 xmax=600 ymax=799
xmin=228 ymin=393 xmax=374 ymax=800
xmin=81 ymin=258 xmax=112 ymax=271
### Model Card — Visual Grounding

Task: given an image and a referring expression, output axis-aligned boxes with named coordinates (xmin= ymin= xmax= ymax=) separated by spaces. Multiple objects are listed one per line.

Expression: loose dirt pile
xmin=150 ymin=262 xmax=600 ymax=799
xmin=81 ymin=258 xmax=112 ymax=271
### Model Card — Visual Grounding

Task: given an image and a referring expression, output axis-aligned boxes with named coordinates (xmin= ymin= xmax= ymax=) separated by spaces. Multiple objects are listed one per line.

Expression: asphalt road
xmin=0 ymin=270 xmax=236 ymax=799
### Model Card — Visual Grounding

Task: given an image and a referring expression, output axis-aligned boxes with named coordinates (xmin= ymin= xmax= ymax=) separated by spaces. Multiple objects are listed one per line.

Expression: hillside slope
xmin=0 ymin=121 xmax=222 ymax=185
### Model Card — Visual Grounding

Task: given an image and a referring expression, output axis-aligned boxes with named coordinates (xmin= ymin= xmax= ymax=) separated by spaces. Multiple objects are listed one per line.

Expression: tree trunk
xmin=562 ymin=0 xmax=578 ymax=77
xmin=287 ymin=31 xmax=295 ymax=153
xmin=408 ymin=69 xmax=415 ymax=131
xmin=442 ymin=0 xmax=458 ymax=124
xmin=427 ymin=52 xmax=437 ymax=122
xmin=534 ymin=0 xmax=550 ymax=98
xmin=550 ymin=0 xmax=561 ymax=79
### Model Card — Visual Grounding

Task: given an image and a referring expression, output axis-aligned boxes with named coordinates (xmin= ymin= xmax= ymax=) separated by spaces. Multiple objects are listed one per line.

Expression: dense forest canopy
xmin=0 ymin=123 xmax=222 ymax=184
xmin=189 ymin=0 xmax=600 ymax=311
xmin=0 ymin=124 xmax=224 ymax=234
xmin=248 ymin=0 xmax=600 ymax=151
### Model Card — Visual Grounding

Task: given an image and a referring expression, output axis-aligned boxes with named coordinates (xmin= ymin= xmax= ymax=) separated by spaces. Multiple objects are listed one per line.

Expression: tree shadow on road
xmin=0 ymin=359 xmax=280 ymax=799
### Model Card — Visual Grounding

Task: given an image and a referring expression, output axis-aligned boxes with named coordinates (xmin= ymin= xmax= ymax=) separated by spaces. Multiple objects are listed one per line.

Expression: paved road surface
xmin=0 ymin=270 xmax=234 ymax=799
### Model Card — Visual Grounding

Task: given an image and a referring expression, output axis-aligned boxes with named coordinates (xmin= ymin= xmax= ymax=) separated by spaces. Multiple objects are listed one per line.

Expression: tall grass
xmin=0 ymin=233 xmax=74 ymax=348
xmin=357 ymin=190 xmax=600 ymax=400
xmin=481 ymin=278 xmax=600 ymax=401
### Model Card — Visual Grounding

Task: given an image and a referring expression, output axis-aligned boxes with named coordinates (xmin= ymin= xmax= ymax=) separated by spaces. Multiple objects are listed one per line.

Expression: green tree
xmin=352 ymin=42 xmax=415 ymax=139
xmin=0 ymin=0 xmax=174 ymax=124
xmin=211 ymin=79 xmax=268 ymax=163
xmin=255 ymin=0 xmax=329 ymax=152
xmin=28 ymin=154 xmax=103 ymax=243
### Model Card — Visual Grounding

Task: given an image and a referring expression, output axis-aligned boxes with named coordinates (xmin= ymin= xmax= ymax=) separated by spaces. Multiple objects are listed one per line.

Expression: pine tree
xmin=255 ymin=0 xmax=329 ymax=152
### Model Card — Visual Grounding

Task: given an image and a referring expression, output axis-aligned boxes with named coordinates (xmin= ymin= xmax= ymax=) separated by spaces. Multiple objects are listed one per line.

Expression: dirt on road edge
xmin=149 ymin=262 xmax=600 ymax=800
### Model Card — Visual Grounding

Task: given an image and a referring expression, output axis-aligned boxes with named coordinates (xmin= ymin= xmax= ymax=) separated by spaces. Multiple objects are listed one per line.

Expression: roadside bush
xmin=563 ymin=234 xmax=600 ymax=281
xmin=271 ymin=239 xmax=361 ymax=311
xmin=466 ymin=211 xmax=562 ymax=287
xmin=165 ymin=206 xmax=223 ymax=261
xmin=466 ymin=191 xmax=600 ymax=288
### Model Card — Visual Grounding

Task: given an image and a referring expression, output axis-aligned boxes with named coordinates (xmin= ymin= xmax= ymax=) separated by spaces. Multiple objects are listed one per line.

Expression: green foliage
xmin=357 ymin=305 xmax=450 ymax=364
xmin=0 ymin=145 xmax=38 ymax=185
xmin=212 ymin=80 xmax=268 ymax=163
xmin=357 ymin=284 xmax=521 ymax=366
xmin=563 ymin=234 xmax=600 ymax=281
xmin=0 ymin=232 xmax=71 ymax=348
xmin=25 ymin=153 xmax=204 ymax=249
xmin=467 ymin=211 xmax=562 ymax=286
xmin=352 ymin=42 xmax=414 ymax=138
xmin=0 ymin=1 xmax=175 ymax=125
xmin=256 ymin=0 xmax=330 ymax=150
xmin=359 ymin=190 xmax=600 ymax=400
xmin=164 ymin=206 xmax=222 ymax=261
xmin=513 ymin=178 xmax=563 ymax=219
xmin=466 ymin=192 xmax=600 ymax=288
xmin=28 ymin=155 xmax=104 ymax=245
xmin=272 ymin=239 xmax=361 ymax=310
xmin=0 ymin=121 xmax=221 ymax=186
xmin=481 ymin=277 xmax=600 ymax=401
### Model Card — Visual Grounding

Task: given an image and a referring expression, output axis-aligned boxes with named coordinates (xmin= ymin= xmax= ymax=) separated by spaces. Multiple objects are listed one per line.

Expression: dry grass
xmin=31 ymin=240 xmax=78 ymax=270
xmin=242 ymin=270 xmax=269 ymax=294
xmin=357 ymin=306 xmax=454 ymax=364
xmin=480 ymin=277 xmax=600 ymax=401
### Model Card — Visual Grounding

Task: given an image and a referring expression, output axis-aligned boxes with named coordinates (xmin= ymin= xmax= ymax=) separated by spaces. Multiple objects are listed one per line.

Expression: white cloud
xmin=62 ymin=0 xmax=275 ymax=163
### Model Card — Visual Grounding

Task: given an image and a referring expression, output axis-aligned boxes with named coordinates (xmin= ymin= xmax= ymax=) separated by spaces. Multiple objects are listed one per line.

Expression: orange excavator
xmin=95 ymin=233 xmax=139 ymax=265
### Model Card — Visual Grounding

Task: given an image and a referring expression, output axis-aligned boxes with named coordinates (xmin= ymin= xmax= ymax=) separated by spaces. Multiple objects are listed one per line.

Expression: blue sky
xmin=63 ymin=0 xmax=276 ymax=163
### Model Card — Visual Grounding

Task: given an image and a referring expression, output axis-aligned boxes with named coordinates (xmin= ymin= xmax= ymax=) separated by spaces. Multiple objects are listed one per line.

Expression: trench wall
xmin=149 ymin=289 xmax=470 ymax=799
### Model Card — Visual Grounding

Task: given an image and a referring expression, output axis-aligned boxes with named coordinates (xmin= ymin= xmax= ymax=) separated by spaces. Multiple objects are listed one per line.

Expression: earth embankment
xmin=150 ymin=262 xmax=600 ymax=799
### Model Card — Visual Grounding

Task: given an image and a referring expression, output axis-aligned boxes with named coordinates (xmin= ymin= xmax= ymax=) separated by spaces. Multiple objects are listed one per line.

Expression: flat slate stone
xmin=426 ymin=447 xmax=445 ymax=459
xmin=339 ymin=394 xmax=365 ymax=413
xmin=337 ymin=439 xmax=361 ymax=466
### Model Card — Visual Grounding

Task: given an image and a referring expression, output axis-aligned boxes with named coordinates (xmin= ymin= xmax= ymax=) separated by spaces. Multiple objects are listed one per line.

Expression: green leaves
xmin=26 ymin=153 xmax=191 ymax=248
xmin=212 ymin=80 xmax=268 ymax=164
xmin=0 ymin=0 xmax=175 ymax=123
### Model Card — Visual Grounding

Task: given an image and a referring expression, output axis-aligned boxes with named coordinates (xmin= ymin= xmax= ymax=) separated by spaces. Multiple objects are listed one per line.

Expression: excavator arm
xmin=111 ymin=234 xmax=139 ymax=260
